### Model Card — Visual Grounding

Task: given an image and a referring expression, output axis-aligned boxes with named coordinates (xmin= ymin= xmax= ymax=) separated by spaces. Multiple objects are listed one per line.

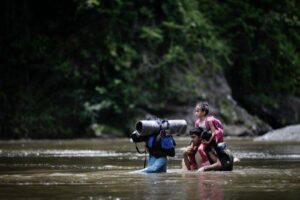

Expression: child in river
xmin=182 ymin=102 xmax=225 ymax=170
xmin=182 ymin=127 xmax=234 ymax=172
xmin=195 ymin=102 xmax=224 ymax=165
xmin=195 ymin=102 xmax=223 ymax=141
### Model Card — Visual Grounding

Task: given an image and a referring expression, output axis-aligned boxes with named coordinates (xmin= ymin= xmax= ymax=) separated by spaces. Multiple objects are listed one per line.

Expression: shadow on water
xmin=0 ymin=138 xmax=299 ymax=199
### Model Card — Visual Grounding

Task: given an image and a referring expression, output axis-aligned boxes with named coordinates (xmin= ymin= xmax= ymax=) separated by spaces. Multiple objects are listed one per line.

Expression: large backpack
xmin=147 ymin=134 xmax=176 ymax=157
xmin=218 ymin=149 xmax=234 ymax=171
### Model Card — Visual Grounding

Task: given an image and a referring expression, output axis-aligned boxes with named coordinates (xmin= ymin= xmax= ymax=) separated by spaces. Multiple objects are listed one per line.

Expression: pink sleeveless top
xmin=195 ymin=116 xmax=224 ymax=143
xmin=195 ymin=119 xmax=206 ymax=128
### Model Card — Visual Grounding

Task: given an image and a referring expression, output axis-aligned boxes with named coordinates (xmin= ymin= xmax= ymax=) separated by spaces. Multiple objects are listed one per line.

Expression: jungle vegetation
xmin=1 ymin=0 xmax=299 ymax=138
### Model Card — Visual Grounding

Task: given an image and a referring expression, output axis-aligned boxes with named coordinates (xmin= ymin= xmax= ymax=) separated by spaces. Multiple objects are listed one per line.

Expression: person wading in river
xmin=182 ymin=127 xmax=234 ymax=172
xmin=194 ymin=102 xmax=225 ymax=166
xmin=131 ymin=129 xmax=176 ymax=173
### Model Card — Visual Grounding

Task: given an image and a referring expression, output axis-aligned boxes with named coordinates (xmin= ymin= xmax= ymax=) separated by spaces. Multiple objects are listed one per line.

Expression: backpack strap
xmin=134 ymin=142 xmax=146 ymax=154
xmin=171 ymin=136 xmax=176 ymax=146
xmin=134 ymin=142 xmax=147 ymax=168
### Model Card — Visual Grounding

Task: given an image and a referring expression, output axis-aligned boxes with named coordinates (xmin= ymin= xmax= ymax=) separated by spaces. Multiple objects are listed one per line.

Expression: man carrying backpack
xmin=131 ymin=129 xmax=176 ymax=173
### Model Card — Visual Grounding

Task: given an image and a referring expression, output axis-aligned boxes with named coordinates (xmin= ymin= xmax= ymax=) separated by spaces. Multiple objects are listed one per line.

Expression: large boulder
xmin=254 ymin=124 xmax=300 ymax=141
xmin=241 ymin=95 xmax=300 ymax=128
xmin=137 ymin=68 xmax=272 ymax=137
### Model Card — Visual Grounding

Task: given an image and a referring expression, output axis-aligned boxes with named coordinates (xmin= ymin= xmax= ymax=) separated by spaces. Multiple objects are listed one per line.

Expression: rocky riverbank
xmin=254 ymin=124 xmax=300 ymax=142
xmin=131 ymin=70 xmax=272 ymax=137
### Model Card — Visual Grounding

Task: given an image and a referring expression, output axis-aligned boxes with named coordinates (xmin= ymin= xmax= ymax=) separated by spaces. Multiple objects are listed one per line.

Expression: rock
xmin=241 ymin=95 xmax=300 ymax=128
xmin=254 ymin=124 xmax=300 ymax=141
xmin=224 ymin=125 xmax=252 ymax=136
xmin=190 ymin=70 xmax=272 ymax=136
xmin=138 ymin=68 xmax=272 ymax=137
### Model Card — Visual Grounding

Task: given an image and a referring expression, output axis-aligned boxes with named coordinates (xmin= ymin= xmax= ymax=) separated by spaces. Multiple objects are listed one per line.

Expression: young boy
xmin=182 ymin=127 xmax=233 ymax=171
xmin=194 ymin=102 xmax=224 ymax=166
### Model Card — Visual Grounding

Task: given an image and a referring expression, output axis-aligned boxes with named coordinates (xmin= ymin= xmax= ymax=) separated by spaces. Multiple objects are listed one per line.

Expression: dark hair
xmin=189 ymin=127 xmax=205 ymax=137
xmin=196 ymin=101 xmax=209 ymax=115
xmin=189 ymin=127 xmax=212 ymax=141
xmin=200 ymin=130 xmax=211 ymax=141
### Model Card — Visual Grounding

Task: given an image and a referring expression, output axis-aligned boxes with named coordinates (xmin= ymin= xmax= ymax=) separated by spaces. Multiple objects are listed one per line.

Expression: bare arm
xmin=182 ymin=143 xmax=198 ymax=170
xmin=203 ymin=121 xmax=215 ymax=144
xmin=198 ymin=150 xmax=222 ymax=172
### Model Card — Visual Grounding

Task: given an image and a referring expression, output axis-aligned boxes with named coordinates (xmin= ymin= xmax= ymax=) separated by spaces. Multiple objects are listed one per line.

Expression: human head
xmin=195 ymin=102 xmax=209 ymax=118
xmin=189 ymin=127 xmax=205 ymax=146
xmin=189 ymin=127 xmax=212 ymax=144
xmin=199 ymin=129 xmax=211 ymax=142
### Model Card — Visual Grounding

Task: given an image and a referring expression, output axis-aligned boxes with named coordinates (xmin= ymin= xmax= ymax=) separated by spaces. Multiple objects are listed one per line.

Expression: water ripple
xmin=0 ymin=150 xmax=142 ymax=158
xmin=235 ymin=152 xmax=300 ymax=160
xmin=1 ymin=149 xmax=299 ymax=160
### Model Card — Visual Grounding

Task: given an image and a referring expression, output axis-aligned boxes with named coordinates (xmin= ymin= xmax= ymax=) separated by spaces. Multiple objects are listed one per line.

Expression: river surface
xmin=0 ymin=138 xmax=299 ymax=200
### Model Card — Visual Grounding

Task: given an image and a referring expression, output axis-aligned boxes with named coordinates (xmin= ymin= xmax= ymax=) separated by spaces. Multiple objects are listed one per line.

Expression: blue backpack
xmin=147 ymin=134 xmax=176 ymax=157
xmin=161 ymin=135 xmax=176 ymax=149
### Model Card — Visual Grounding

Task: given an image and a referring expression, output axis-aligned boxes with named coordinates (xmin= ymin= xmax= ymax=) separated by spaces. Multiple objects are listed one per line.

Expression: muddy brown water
xmin=0 ymin=138 xmax=299 ymax=200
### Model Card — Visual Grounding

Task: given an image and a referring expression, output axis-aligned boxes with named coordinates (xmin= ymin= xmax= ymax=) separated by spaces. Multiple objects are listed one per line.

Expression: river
xmin=0 ymin=138 xmax=299 ymax=200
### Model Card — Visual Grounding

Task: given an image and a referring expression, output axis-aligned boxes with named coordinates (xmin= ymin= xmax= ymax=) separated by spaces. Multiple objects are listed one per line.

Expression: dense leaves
xmin=0 ymin=0 xmax=299 ymax=138
xmin=198 ymin=0 xmax=300 ymax=96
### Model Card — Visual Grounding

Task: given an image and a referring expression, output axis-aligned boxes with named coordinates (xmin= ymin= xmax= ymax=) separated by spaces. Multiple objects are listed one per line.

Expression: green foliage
xmin=1 ymin=0 xmax=299 ymax=138
xmin=72 ymin=0 xmax=229 ymax=131
xmin=198 ymin=0 xmax=300 ymax=97
xmin=140 ymin=26 xmax=163 ymax=42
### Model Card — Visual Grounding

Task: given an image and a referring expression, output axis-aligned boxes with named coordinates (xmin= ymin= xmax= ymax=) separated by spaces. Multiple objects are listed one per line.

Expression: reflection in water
xmin=137 ymin=174 xmax=173 ymax=200
xmin=0 ymin=139 xmax=299 ymax=199
xmin=197 ymin=173 xmax=224 ymax=200
xmin=180 ymin=172 xmax=224 ymax=200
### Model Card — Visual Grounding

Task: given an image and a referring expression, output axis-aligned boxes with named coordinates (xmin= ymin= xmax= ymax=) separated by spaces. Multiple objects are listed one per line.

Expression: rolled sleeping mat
xmin=136 ymin=120 xmax=160 ymax=136
xmin=136 ymin=119 xmax=187 ymax=136
xmin=167 ymin=119 xmax=188 ymax=135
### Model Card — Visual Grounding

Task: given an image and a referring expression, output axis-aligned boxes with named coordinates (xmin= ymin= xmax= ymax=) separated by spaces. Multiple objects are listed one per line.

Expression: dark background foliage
xmin=0 ymin=0 xmax=299 ymax=138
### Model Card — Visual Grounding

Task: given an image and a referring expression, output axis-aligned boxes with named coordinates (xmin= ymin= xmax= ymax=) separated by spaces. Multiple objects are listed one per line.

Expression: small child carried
xmin=194 ymin=102 xmax=225 ymax=166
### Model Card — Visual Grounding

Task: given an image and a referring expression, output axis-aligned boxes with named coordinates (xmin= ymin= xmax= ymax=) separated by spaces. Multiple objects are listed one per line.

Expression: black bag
xmin=219 ymin=149 xmax=234 ymax=171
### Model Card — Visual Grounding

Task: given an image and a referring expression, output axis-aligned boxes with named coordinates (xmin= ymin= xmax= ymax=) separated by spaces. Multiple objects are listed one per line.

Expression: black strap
xmin=172 ymin=136 xmax=176 ymax=146
xmin=135 ymin=142 xmax=146 ymax=154
xmin=134 ymin=142 xmax=147 ymax=168
xmin=144 ymin=150 xmax=147 ymax=168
